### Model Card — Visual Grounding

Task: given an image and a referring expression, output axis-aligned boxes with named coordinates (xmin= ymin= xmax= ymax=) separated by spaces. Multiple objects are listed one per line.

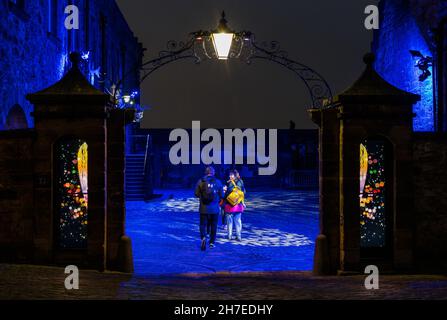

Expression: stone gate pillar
xmin=309 ymin=54 xmax=420 ymax=274
xmin=106 ymin=108 xmax=135 ymax=272
xmin=27 ymin=53 xmax=132 ymax=272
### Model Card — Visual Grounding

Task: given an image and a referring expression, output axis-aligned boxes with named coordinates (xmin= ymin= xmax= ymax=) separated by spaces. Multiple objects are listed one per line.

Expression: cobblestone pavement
xmin=1 ymin=264 xmax=447 ymax=300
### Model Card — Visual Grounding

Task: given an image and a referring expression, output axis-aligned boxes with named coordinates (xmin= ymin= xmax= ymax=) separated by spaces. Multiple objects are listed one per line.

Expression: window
xmin=9 ymin=0 xmax=25 ymax=9
xmin=359 ymin=138 xmax=389 ymax=249
xmin=9 ymin=0 xmax=28 ymax=20
xmin=84 ymin=0 xmax=90 ymax=49
xmin=48 ymin=0 xmax=58 ymax=35
xmin=55 ymin=138 xmax=88 ymax=249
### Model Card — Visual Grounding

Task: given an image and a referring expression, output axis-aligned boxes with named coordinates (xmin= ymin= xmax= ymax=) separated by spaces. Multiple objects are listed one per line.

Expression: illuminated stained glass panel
xmin=360 ymin=139 xmax=386 ymax=248
xmin=56 ymin=139 xmax=88 ymax=249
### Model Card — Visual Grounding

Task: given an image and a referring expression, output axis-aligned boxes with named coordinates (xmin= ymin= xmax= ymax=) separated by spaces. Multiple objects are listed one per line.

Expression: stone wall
xmin=0 ymin=130 xmax=35 ymax=262
xmin=0 ymin=0 xmax=142 ymax=129
xmin=373 ymin=0 xmax=447 ymax=271
xmin=413 ymin=133 xmax=447 ymax=270
xmin=409 ymin=0 xmax=447 ymax=29
xmin=372 ymin=0 xmax=437 ymax=132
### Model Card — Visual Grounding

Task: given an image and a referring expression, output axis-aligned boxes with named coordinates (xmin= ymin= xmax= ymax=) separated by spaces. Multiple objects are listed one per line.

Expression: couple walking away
xmin=194 ymin=166 xmax=246 ymax=251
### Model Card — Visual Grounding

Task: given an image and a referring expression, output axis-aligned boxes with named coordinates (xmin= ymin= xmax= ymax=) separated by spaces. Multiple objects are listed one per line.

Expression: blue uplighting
xmin=373 ymin=0 xmax=434 ymax=132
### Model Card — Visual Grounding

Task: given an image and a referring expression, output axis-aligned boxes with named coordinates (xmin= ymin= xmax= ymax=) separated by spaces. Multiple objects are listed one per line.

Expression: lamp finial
xmin=217 ymin=11 xmax=229 ymax=32
xmin=69 ymin=52 xmax=81 ymax=69
xmin=363 ymin=53 xmax=376 ymax=66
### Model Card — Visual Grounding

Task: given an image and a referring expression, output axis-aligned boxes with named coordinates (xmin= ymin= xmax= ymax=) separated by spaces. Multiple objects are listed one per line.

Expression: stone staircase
xmin=125 ymin=154 xmax=145 ymax=201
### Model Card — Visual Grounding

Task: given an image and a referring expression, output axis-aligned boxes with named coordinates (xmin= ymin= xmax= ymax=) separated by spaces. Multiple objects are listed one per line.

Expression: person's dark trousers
xmin=207 ymin=220 xmax=211 ymax=236
xmin=200 ymin=214 xmax=218 ymax=244
xmin=221 ymin=208 xmax=226 ymax=225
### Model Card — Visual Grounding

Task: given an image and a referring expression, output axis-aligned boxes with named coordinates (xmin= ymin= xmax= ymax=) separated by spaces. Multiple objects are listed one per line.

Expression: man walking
xmin=195 ymin=166 xmax=223 ymax=251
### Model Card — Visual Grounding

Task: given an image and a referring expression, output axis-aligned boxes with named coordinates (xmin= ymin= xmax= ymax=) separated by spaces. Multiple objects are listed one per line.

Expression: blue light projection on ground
xmin=126 ymin=189 xmax=319 ymax=275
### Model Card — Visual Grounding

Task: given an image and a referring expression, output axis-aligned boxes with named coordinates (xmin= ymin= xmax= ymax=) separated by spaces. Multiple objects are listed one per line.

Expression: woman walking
xmin=223 ymin=170 xmax=246 ymax=241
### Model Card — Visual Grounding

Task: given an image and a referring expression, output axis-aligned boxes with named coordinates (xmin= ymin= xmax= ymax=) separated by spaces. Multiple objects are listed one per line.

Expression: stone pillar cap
xmin=26 ymin=52 xmax=109 ymax=104
xmin=333 ymin=53 xmax=421 ymax=105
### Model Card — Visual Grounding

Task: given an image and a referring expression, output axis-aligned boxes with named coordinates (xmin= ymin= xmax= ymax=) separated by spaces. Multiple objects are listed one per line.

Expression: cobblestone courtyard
xmin=1 ymin=264 xmax=447 ymax=299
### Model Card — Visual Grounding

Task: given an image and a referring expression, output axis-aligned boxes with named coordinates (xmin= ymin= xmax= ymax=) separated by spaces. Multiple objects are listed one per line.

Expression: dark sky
xmin=116 ymin=0 xmax=379 ymax=129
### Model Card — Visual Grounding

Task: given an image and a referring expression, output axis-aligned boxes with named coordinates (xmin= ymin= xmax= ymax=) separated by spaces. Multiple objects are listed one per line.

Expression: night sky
xmin=116 ymin=0 xmax=379 ymax=129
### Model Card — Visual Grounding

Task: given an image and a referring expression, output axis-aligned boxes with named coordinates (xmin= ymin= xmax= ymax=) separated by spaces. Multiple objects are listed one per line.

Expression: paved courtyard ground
xmin=1 ymin=264 xmax=447 ymax=299
xmin=126 ymin=189 xmax=319 ymax=275
xmin=2 ymin=189 xmax=446 ymax=300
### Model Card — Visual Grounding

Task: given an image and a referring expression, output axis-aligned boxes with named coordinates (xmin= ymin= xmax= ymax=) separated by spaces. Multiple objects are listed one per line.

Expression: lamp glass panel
xmin=212 ymin=33 xmax=234 ymax=60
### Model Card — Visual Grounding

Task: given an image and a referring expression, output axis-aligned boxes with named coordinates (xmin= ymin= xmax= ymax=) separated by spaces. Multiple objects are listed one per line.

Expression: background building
xmin=373 ymin=0 xmax=447 ymax=132
xmin=0 ymin=0 xmax=143 ymax=130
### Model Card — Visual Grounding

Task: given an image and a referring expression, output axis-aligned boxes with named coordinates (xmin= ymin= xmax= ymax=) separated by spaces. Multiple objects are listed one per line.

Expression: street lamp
xmin=114 ymin=10 xmax=333 ymax=110
xmin=211 ymin=12 xmax=235 ymax=60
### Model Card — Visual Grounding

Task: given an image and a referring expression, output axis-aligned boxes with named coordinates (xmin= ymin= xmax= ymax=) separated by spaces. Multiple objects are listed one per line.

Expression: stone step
xmin=125 ymin=155 xmax=147 ymax=201
xmin=126 ymin=180 xmax=144 ymax=184
xmin=126 ymin=155 xmax=145 ymax=158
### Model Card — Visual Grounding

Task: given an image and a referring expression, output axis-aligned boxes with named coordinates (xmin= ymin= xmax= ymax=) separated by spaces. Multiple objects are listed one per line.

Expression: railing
xmin=128 ymin=134 xmax=149 ymax=154
xmin=142 ymin=134 xmax=155 ymax=200
xmin=284 ymin=170 xmax=318 ymax=189
xmin=143 ymin=134 xmax=151 ymax=176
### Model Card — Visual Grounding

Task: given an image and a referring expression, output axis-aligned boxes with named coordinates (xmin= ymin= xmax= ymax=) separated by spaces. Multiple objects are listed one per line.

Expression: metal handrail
xmin=142 ymin=134 xmax=151 ymax=176
xmin=285 ymin=169 xmax=318 ymax=188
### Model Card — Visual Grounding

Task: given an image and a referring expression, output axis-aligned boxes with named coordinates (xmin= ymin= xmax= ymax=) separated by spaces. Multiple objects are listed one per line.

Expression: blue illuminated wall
xmin=372 ymin=0 xmax=434 ymax=132
xmin=0 ymin=0 xmax=141 ymax=130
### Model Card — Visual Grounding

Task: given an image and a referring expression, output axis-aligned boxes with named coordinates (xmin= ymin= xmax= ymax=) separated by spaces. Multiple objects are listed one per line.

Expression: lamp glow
xmin=212 ymin=32 xmax=234 ymax=60
xmin=123 ymin=95 xmax=131 ymax=104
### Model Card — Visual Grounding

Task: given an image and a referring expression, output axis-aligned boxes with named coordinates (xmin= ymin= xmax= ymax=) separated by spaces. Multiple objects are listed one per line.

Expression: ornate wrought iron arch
xmin=114 ymin=17 xmax=333 ymax=110
xmin=245 ymin=36 xmax=333 ymax=109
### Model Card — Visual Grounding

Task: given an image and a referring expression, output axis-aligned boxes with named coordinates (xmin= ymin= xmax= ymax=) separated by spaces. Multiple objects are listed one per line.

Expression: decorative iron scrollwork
xmin=114 ymin=15 xmax=333 ymax=110
xmin=242 ymin=33 xmax=332 ymax=109
xmin=139 ymin=37 xmax=200 ymax=84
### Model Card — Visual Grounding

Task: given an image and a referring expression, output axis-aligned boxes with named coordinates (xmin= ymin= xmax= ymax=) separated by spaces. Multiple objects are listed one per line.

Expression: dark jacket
xmin=224 ymin=178 xmax=246 ymax=199
xmin=195 ymin=175 xmax=223 ymax=214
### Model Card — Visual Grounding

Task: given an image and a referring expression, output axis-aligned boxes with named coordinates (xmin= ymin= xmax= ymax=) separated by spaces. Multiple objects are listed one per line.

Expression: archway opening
xmin=125 ymin=127 xmax=320 ymax=275
xmin=122 ymin=25 xmax=326 ymax=275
